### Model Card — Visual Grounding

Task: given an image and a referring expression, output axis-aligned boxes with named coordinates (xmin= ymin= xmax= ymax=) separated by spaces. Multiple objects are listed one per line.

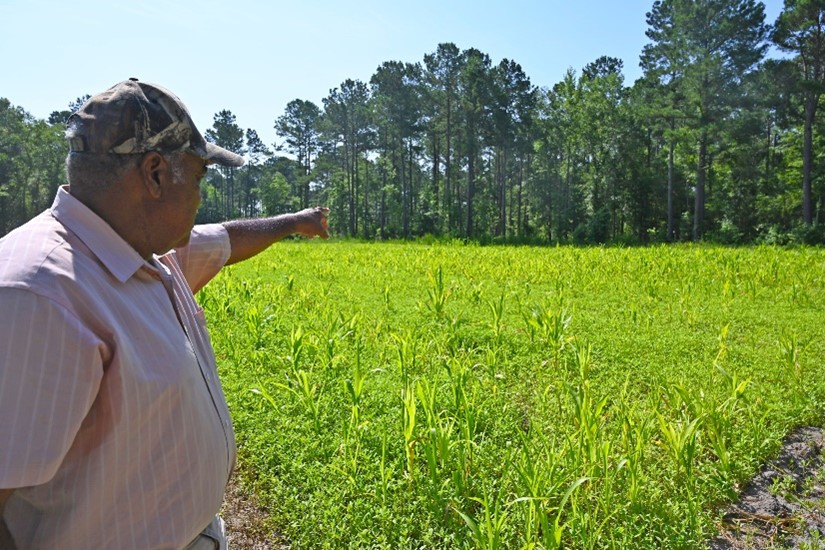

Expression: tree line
xmin=2 ymin=0 xmax=824 ymax=244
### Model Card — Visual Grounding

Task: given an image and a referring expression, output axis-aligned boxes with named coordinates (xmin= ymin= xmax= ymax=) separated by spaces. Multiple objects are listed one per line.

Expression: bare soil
xmin=710 ymin=426 xmax=825 ymax=549
xmin=221 ymin=475 xmax=289 ymax=549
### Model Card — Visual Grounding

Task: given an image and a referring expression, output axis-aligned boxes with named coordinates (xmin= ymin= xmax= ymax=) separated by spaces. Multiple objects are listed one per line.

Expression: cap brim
xmin=203 ymin=143 xmax=245 ymax=167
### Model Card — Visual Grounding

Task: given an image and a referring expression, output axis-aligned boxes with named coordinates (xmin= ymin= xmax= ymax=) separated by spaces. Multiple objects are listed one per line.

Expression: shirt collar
xmin=50 ymin=186 xmax=149 ymax=283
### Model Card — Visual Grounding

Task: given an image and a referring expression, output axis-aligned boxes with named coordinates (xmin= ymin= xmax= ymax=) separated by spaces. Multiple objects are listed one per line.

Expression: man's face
xmin=160 ymin=152 xmax=207 ymax=250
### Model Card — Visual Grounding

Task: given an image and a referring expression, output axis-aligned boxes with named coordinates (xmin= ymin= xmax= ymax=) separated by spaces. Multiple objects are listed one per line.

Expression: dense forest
xmin=2 ymin=0 xmax=825 ymax=244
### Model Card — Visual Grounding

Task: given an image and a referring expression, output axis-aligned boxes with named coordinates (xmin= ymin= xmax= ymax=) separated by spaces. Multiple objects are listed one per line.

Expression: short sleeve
xmin=170 ymin=224 xmax=231 ymax=294
xmin=0 ymin=288 xmax=104 ymax=488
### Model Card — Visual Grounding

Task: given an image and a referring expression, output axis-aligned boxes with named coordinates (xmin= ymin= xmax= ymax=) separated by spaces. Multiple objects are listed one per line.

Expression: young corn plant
xmin=572 ymin=341 xmax=594 ymax=381
xmin=286 ymin=326 xmax=305 ymax=374
xmin=460 ymin=387 xmax=479 ymax=458
xmin=270 ymin=326 xmax=322 ymax=432
xmin=345 ymin=338 xmax=366 ymax=427
xmin=425 ymin=265 xmax=452 ymax=320
xmin=445 ymin=358 xmax=479 ymax=461
xmin=416 ymin=379 xmax=455 ymax=485
xmin=455 ymin=479 xmax=511 ymax=550
xmin=617 ymin=405 xmax=654 ymax=508
xmin=560 ymin=389 xmax=614 ymax=546
xmin=342 ymin=339 xmax=367 ymax=479
xmin=566 ymin=491 xmax=620 ymax=550
xmin=243 ymin=303 xmax=275 ymax=350
xmin=442 ymin=357 xmax=479 ymax=501
xmin=416 ymin=376 xmax=461 ymax=512
xmin=452 ymin=433 xmax=472 ymax=502
xmin=401 ymin=380 xmax=418 ymax=481
xmin=566 ymin=379 xmax=609 ymax=476
xmin=278 ymin=368 xmax=322 ymax=434
xmin=780 ymin=332 xmax=810 ymax=398
xmin=487 ymin=292 xmax=506 ymax=345
xmin=715 ymin=364 xmax=750 ymax=412
xmin=248 ymin=379 xmax=281 ymax=412
xmin=444 ymin=356 xmax=471 ymax=413
xmin=393 ymin=331 xmax=417 ymax=389
xmin=482 ymin=346 xmax=505 ymax=384
xmin=540 ymin=477 xmax=589 ymax=550
xmin=319 ymin=311 xmax=357 ymax=370
xmin=511 ymin=436 xmax=564 ymax=545
xmin=705 ymin=364 xmax=751 ymax=494
xmin=416 ymin=378 xmax=440 ymax=485
xmin=657 ymin=389 xmax=703 ymax=481
xmin=523 ymin=303 xmax=572 ymax=365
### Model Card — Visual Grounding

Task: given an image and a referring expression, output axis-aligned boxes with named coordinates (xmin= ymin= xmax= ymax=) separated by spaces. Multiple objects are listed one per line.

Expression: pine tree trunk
xmin=668 ymin=137 xmax=675 ymax=241
xmin=467 ymin=153 xmax=475 ymax=238
xmin=803 ymin=95 xmax=817 ymax=226
xmin=693 ymin=134 xmax=707 ymax=241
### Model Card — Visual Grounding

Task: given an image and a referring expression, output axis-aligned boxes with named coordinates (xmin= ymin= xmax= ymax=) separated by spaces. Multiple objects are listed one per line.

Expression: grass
xmin=200 ymin=241 xmax=825 ymax=549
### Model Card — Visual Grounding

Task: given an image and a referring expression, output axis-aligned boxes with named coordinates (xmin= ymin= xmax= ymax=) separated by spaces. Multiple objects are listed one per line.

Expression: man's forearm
xmin=222 ymin=208 xmax=329 ymax=266
xmin=223 ymin=214 xmax=301 ymax=266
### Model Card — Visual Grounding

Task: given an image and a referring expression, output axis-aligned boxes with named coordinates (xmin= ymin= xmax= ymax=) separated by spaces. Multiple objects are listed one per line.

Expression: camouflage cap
xmin=66 ymin=78 xmax=244 ymax=167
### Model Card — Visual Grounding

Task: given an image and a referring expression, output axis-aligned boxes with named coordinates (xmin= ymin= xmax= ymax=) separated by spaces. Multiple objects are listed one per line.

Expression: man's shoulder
xmin=0 ymin=211 xmax=76 ymax=290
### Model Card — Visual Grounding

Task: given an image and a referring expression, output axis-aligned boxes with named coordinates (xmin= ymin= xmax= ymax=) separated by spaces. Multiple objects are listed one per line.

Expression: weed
xmin=205 ymin=242 xmax=825 ymax=548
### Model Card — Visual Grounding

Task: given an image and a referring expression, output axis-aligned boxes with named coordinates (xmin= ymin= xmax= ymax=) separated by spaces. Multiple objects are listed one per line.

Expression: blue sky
xmin=1 ymin=0 xmax=786 ymax=149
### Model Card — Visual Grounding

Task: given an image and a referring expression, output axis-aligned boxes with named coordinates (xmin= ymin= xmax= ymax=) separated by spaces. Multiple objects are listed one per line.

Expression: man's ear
xmin=139 ymin=152 xmax=167 ymax=199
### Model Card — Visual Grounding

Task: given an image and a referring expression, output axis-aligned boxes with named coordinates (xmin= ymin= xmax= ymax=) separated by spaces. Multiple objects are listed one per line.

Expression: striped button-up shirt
xmin=0 ymin=187 xmax=236 ymax=549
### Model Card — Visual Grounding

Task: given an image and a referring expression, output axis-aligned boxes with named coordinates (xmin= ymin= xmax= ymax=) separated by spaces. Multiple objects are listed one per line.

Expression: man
xmin=0 ymin=78 xmax=329 ymax=549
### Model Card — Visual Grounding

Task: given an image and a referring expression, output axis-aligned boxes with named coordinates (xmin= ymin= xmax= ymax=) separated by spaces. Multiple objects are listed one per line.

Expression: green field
xmin=201 ymin=242 xmax=825 ymax=549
